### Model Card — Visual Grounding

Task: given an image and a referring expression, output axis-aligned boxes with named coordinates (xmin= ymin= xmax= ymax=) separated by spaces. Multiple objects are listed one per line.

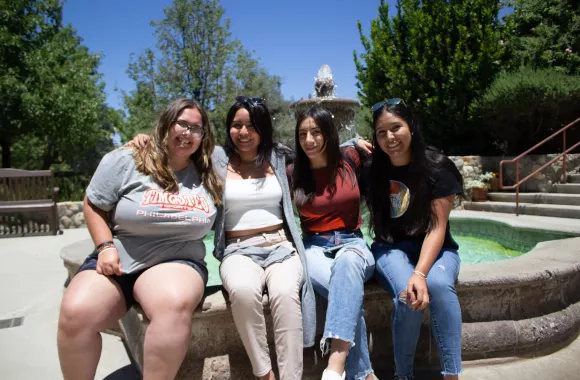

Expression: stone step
xmin=464 ymin=201 xmax=580 ymax=219
xmin=555 ymin=183 xmax=580 ymax=194
xmin=488 ymin=192 xmax=580 ymax=206
xmin=568 ymin=174 xmax=580 ymax=183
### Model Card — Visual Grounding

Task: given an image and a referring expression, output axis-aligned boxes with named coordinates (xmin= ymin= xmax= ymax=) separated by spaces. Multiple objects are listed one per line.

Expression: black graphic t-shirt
xmin=382 ymin=157 xmax=462 ymax=250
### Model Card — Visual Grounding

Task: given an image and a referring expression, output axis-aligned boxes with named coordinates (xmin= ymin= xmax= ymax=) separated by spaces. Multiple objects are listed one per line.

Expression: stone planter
xmin=471 ymin=187 xmax=488 ymax=202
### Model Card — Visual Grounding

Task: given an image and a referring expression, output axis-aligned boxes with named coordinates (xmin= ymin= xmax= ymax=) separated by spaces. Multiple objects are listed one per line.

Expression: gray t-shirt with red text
xmin=86 ymin=148 xmax=217 ymax=273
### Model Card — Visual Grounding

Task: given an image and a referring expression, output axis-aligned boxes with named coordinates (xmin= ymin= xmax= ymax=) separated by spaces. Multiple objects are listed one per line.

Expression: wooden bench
xmin=0 ymin=168 xmax=60 ymax=235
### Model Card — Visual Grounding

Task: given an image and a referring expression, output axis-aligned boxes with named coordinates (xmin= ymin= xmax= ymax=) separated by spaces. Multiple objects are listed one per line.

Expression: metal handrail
xmin=499 ymin=117 xmax=580 ymax=216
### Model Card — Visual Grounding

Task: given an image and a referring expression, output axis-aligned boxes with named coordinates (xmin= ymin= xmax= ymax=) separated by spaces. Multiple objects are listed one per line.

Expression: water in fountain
xmin=291 ymin=64 xmax=359 ymax=142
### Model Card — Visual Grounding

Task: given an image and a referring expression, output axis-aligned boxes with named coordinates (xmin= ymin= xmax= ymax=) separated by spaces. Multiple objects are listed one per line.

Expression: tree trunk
xmin=42 ymin=140 xmax=56 ymax=170
xmin=0 ymin=135 xmax=12 ymax=168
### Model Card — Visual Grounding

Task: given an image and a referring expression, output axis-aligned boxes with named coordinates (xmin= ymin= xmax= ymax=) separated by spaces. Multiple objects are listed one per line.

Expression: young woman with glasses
xmin=288 ymin=107 xmax=377 ymax=380
xmin=366 ymin=99 xmax=464 ymax=380
xmin=58 ymin=98 xmax=222 ymax=380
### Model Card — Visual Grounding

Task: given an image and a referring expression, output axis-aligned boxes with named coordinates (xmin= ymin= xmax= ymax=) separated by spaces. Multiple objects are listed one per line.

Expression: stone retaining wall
xmin=57 ymin=201 xmax=85 ymax=229
xmin=450 ymin=153 xmax=580 ymax=193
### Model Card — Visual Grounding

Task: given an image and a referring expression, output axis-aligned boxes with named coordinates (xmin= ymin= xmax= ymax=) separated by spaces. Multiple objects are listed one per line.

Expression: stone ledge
xmin=450 ymin=210 xmax=580 ymax=235
xmin=462 ymin=300 xmax=580 ymax=360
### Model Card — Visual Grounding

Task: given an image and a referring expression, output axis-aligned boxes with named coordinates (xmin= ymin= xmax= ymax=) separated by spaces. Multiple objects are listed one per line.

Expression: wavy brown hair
xmin=134 ymin=98 xmax=223 ymax=206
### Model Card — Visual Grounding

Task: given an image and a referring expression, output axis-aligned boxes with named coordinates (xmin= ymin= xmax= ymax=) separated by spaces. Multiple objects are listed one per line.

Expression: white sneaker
xmin=321 ymin=369 xmax=345 ymax=380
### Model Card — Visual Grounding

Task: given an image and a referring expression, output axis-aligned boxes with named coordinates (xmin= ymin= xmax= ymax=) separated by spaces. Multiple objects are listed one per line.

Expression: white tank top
xmin=224 ymin=176 xmax=284 ymax=231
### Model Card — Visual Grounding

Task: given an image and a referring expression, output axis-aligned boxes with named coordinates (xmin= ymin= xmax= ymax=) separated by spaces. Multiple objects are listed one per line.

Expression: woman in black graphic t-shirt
xmin=365 ymin=99 xmax=464 ymax=380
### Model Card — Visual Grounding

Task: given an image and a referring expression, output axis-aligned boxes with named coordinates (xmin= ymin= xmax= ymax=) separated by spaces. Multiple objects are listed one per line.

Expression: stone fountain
xmin=290 ymin=64 xmax=359 ymax=141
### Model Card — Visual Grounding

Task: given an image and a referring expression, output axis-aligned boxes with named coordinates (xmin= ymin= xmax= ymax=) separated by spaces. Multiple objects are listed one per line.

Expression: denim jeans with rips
xmin=372 ymin=240 xmax=462 ymax=377
xmin=303 ymin=231 xmax=375 ymax=380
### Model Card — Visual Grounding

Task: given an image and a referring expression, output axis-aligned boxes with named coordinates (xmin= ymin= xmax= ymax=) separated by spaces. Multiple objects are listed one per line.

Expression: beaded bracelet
xmin=98 ymin=247 xmax=117 ymax=256
xmin=413 ymin=270 xmax=427 ymax=279
xmin=96 ymin=241 xmax=115 ymax=254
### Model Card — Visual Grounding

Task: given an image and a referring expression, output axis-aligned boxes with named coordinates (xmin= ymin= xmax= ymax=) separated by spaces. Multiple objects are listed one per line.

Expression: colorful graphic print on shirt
xmin=141 ymin=189 xmax=211 ymax=213
xmin=390 ymin=180 xmax=410 ymax=218
xmin=135 ymin=189 xmax=213 ymax=224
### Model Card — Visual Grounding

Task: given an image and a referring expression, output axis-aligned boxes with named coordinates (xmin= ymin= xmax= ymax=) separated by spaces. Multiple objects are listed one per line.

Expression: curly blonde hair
xmin=134 ymin=98 xmax=223 ymax=206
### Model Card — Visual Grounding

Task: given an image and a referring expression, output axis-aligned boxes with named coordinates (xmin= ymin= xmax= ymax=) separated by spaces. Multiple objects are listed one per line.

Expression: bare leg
xmin=57 ymin=271 xmax=126 ymax=380
xmin=327 ymin=339 xmax=349 ymax=375
xmin=258 ymin=370 xmax=276 ymax=380
xmin=133 ymin=263 xmax=205 ymax=380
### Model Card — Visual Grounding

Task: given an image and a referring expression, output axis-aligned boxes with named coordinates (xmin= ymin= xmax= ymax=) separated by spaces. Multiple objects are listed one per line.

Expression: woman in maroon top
xmin=289 ymin=108 xmax=376 ymax=380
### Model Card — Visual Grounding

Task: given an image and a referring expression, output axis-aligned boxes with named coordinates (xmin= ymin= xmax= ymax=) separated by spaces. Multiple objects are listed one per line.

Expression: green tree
xmin=122 ymin=0 xmax=287 ymax=145
xmin=354 ymin=0 xmax=503 ymax=153
xmin=502 ymin=0 xmax=580 ymax=75
xmin=120 ymin=0 xmax=235 ymax=142
xmin=214 ymin=47 xmax=291 ymax=144
xmin=119 ymin=49 xmax=160 ymax=142
xmin=0 ymin=0 xmax=107 ymax=168
xmin=153 ymin=0 xmax=232 ymax=108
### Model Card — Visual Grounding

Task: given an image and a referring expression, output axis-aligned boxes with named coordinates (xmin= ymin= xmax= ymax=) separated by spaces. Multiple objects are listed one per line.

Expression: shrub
xmin=470 ymin=67 xmax=580 ymax=155
xmin=54 ymin=173 xmax=90 ymax=202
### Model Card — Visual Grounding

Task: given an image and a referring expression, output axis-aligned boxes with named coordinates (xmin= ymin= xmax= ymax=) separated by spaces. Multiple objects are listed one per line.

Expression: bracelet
xmin=413 ymin=270 xmax=427 ymax=279
xmin=96 ymin=241 xmax=115 ymax=254
xmin=96 ymin=240 xmax=114 ymax=250
xmin=96 ymin=243 xmax=115 ymax=252
xmin=98 ymin=247 xmax=117 ymax=256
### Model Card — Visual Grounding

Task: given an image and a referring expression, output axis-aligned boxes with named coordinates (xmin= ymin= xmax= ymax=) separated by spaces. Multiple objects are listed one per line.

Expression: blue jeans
xmin=303 ymin=231 xmax=375 ymax=380
xmin=372 ymin=240 xmax=462 ymax=377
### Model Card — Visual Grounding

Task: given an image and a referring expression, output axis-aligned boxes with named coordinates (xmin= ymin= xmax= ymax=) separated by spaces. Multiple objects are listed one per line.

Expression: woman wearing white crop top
xmin=216 ymin=97 xmax=307 ymax=380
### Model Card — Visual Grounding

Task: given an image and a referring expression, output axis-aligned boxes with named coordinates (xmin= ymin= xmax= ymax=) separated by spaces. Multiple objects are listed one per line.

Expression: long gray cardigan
xmin=211 ymin=145 xmax=316 ymax=348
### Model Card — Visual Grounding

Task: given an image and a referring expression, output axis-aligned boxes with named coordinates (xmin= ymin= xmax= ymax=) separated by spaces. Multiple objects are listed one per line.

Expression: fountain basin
xmin=60 ymin=212 xmax=580 ymax=379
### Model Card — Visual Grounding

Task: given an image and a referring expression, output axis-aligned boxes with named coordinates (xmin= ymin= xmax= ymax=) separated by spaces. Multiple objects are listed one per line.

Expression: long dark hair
xmin=224 ymin=98 xmax=274 ymax=167
xmin=292 ymin=108 xmax=351 ymax=206
xmin=366 ymin=102 xmax=463 ymax=242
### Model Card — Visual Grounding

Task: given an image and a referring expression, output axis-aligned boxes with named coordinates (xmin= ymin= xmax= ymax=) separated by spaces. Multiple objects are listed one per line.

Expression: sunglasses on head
xmin=371 ymin=98 xmax=406 ymax=114
xmin=236 ymin=96 xmax=265 ymax=107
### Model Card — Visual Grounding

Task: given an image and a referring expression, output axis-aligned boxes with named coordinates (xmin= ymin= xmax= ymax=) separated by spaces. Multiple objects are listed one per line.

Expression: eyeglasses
xmin=236 ymin=96 xmax=265 ymax=107
xmin=371 ymin=98 xmax=406 ymax=114
xmin=175 ymin=120 xmax=204 ymax=140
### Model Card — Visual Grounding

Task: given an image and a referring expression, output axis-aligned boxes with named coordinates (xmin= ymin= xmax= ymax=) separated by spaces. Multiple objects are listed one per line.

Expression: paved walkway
xmin=0 ymin=218 xmax=579 ymax=379
xmin=0 ymin=229 xmax=134 ymax=380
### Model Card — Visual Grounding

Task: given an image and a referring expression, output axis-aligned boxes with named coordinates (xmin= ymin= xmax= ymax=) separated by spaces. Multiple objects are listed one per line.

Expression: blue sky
xmin=62 ymin=0 xmax=390 ymax=110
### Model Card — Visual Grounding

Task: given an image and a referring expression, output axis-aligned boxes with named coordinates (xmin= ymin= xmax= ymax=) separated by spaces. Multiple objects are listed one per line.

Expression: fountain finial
xmin=314 ymin=64 xmax=336 ymax=98
xmin=291 ymin=64 xmax=359 ymax=141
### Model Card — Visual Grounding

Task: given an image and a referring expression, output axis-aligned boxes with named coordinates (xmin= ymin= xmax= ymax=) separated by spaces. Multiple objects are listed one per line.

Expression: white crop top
xmin=224 ymin=176 xmax=284 ymax=231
